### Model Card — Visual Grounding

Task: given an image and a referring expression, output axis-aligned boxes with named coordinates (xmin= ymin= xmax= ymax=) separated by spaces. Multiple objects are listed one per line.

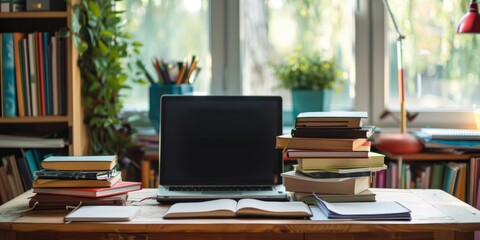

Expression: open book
xmin=163 ymin=199 xmax=312 ymax=219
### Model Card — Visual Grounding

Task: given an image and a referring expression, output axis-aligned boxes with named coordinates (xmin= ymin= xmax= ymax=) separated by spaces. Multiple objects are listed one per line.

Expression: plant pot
xmin=149 ymin=84 xmax=193 ymax=132
xmin=291 ymin=89 xmax=332 ymax=121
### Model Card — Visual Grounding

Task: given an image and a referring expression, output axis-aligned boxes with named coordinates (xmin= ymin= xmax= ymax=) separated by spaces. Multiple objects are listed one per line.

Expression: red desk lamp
xmin=457 ymin=1 xmax=480 ymax=33
xmin=374 ymin=0 xmax=422 ymax=154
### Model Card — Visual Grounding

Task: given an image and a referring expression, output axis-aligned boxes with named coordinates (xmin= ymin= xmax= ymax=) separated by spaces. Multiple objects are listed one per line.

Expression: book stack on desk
xmin=29 ymin=155 xmax=141 ymax=209
xmin=277 ymin=111 xmax=386 ymax=203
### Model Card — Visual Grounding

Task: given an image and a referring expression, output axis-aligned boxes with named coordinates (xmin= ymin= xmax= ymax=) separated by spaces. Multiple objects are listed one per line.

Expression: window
xmin=372 ymin=0 xmax=479 ymax=128
xmin=121 ymin=0 xmax=210 ymax=111
xmin=120 ymin=0 xmax=479 ymax=129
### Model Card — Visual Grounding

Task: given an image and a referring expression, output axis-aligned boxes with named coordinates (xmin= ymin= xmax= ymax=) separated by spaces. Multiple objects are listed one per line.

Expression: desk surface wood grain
xmin=1 ymin=188 xmax=480 ymax=240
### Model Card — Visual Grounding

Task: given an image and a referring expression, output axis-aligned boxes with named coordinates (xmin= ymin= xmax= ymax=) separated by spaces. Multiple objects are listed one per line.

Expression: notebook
xmin=156 ymin=96 xmax=288 ymax=203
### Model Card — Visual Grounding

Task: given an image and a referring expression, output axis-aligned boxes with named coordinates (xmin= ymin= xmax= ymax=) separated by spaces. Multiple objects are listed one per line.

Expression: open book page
xmin=236 ymin=199 xmax=312 ymax=217
xmin=163 ymin=199 xmax=237 ymax=218
xmin=163 ymin=199 xmax=312 ymax=219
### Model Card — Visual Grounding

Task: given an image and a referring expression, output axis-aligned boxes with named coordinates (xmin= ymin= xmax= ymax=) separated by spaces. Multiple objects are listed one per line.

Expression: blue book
xmin=2 ymin=33 xmax=17 ymax=117
xmin=24 ymin=150 xmax=39 ymax=179
xmin=442 ymin=163 xmax=459 ymax=194
xmin=42 ymin=32 xmax=52 ymax=116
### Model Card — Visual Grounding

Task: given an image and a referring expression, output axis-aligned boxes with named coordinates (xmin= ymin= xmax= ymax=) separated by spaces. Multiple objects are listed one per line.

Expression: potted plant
xmin=271 ymin=50 xmax=343 ymax=120
xmin=68 ymin=0 xmax=146 ymax=172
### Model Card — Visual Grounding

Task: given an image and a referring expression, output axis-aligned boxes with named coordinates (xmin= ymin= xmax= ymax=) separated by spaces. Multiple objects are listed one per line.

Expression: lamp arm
xmin=383 ymin=0 xmax=407 ymax=133
xmin=383 ymin=0 xmax=405 ymax=40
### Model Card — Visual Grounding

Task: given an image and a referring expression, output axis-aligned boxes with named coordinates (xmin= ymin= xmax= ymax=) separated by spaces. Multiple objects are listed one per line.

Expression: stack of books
xmin=30 ymin=155 xmax=141 ymax=209
xmin=276 ymin=111 xmax=386 ymax=203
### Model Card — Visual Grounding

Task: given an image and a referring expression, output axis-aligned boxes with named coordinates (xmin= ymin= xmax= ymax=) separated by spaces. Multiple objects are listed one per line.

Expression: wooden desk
xmin=1 ymin=188 xmax=480 ymax=240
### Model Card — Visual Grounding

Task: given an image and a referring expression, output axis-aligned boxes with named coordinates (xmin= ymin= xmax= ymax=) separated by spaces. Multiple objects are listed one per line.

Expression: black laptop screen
xmin=159 ymin=96 xmax=283 ymax=186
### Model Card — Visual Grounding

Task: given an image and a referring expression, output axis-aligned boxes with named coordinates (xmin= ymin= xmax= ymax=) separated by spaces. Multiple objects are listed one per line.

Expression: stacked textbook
xmin=277 ymin=111 xmax=386 ymax=203
xmin=30 ymin=155 xmax=141 ymax=209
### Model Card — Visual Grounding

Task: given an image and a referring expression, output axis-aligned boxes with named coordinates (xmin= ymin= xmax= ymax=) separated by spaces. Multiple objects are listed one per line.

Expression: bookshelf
xmin=376 ymin=152 xmax=480 ymax=206
xmin=0 ymin=2 xmax=88 ymax=204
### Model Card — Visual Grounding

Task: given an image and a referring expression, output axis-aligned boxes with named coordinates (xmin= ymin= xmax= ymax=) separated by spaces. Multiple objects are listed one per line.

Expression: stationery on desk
xmin=64 ymin=206 xmax=141 ymax=222
xmin=313 ymin=193 xmax=411 ymax=221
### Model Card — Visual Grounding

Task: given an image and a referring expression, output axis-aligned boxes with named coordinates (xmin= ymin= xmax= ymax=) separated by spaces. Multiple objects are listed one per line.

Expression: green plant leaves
xmin=71 ymin=0 xmax=144 ymax=161
xmin=271 ymin=51 xmax=343 ymax=90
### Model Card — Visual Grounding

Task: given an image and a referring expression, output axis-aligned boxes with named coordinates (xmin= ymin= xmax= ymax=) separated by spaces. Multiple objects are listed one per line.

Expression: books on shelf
xmin=29 ymin=193 xmax=128 ymax=210
xmin=163 ymin=199 xmax=312 ymax=219
xmin=276 ymin=134 xmax=368 ymax=151
xmin=0 ymin=31 xmax=67 ymax=117
xmin=33 ymin=181 xmax=142 ymax=198
xmin=291 ymin=125 xmax=375 ymax=139
xmin=295 ymin=111 xmax=368 ymax=128
xmin=41 ymin=155 xmax=118 ymax=171
xmin=32 ymin=171 xmax=121 ymax=188
xmin=281 ymin=171 xmax=370 ymax=195
xmin=293 ymin=189 xmax=376 ymax=204
xmin=313 ymin=193 xmax=411 ymax=220
xmin=296 ymin=152 xmax=385 ymax=170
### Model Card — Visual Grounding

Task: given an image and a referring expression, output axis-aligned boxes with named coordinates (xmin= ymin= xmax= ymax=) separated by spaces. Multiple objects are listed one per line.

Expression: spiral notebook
xmin=419 ymin=128 xmax=480 ymax=141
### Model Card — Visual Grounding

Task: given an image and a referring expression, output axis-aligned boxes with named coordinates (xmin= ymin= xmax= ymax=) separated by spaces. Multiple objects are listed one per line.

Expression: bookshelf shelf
xmin=0 ymin=12 xmax=68 ymax=19
xmin=0 ymin=116 xmax=69 ymax=123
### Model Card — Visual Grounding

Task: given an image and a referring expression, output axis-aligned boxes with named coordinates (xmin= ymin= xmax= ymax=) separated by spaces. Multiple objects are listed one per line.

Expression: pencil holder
xmin=149 ymin=84 xmax=193 ymax=132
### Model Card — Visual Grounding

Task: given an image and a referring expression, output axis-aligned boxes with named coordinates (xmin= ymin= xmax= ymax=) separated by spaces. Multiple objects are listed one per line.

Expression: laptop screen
xmin=159 ymin=96 xmax=283 ymax=186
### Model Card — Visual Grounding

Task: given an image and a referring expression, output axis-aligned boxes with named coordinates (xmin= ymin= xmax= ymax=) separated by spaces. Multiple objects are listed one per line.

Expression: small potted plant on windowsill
xmin=271 ymin=50 xmax=344 ymax=120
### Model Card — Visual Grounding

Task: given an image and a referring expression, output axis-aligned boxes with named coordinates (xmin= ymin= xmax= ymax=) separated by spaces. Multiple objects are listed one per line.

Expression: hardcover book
xmin=281 ymin=171 xmax=370 ymax=195
xmin=296 ymin=152 xmax=385 ymax=170
xmin=2 ymin=33 xmax=17 ymax=117
xmin=291 ymin=126 xmax=375 ymax=139
xmin=284 ymin=143 xmax=371 ymax=159
xmin=33 ymin=181 xmax=141 ymax=198
xmin=41 ymin=155 xmax=117 ymax=171
xmin=276 ymin=134 xmax=368 ymax=151
xmin=34 ymin=169 xmax=117 ymax=180
xmin=29 ymin=193 xmax=128 ymax=210
xmin=293 ymin=189 xmax=376 ymax=204
xmin=32 ymin=171 xmax=121 ymax=188
xmin=163 ymin=199 xmax=312 ymax=219
xmin=295 ymin=111 xmax=367 ymax=128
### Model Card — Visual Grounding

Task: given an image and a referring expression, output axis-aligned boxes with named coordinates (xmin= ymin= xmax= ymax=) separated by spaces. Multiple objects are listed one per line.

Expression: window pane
xmin=242 ymin=0 xmax=355 ymax=111
xmin=121 ymin=0 xmax=210 ymax=110
xmin=387 ymin=0 xmax=480 ymax=110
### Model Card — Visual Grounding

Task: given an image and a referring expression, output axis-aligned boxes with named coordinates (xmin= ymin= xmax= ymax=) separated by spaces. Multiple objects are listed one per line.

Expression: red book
xmin=32 ymin=181 xmax=142 ymax=198
xmin=36 ymin=32 xmax=45 ymax=116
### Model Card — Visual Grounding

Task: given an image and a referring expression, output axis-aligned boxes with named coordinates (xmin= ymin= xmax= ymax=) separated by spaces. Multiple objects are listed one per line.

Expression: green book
xmin=430 ymin=163 xmax=445 ymax=189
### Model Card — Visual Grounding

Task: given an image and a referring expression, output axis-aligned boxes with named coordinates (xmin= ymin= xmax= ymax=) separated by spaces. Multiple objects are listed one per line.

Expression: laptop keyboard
xmin=169 ymin=186 xmax=273 ymax=191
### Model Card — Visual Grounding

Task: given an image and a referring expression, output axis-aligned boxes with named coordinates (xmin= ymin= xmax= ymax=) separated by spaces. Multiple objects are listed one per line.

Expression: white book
xmin=27 ymin=33 xmax=38 ymax=117
xmin=64 ymin=206 xmax=141 ymax=222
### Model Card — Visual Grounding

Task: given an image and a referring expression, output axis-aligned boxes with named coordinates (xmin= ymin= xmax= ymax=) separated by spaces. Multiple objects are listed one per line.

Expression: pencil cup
xmin=149 ymin=84 xmax=193 ymax=132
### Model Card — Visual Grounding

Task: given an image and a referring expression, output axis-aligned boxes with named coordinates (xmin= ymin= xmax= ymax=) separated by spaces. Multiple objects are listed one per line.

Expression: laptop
xmin=156 ymin=95 xmax=288 ymax=203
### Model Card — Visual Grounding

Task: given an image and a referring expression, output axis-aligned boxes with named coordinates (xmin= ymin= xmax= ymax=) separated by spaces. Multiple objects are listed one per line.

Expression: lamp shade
xmin=457 ymin=3 xmax=480 ymax=33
